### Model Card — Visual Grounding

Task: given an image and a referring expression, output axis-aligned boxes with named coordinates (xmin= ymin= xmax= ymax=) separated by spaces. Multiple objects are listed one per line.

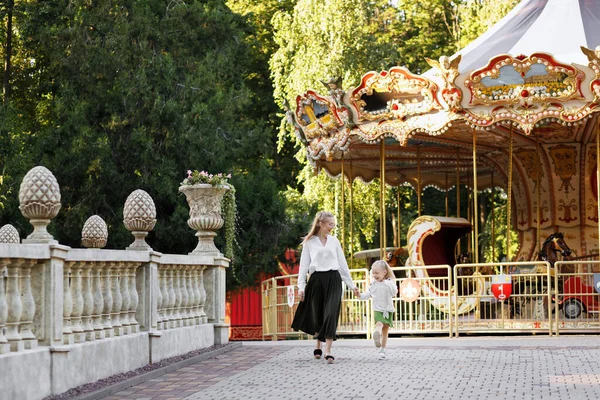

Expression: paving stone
xmin=98 ymin=336 xmax=600 ymax=400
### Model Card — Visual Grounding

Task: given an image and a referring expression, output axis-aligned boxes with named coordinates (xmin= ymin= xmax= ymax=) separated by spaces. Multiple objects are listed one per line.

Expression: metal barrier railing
xmin=390 ymin=265 xmax=453 ymax=337
xmin=554 ymin=260 xmax=600 ymax=335
xmin=261 ymin=261 xmax=600 ymax=339
xmin=453 ymin=261 xmax=552 ymax=337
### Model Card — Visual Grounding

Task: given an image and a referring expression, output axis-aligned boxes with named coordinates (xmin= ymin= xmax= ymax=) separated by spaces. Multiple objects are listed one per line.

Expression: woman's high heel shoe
xmin=313 ymin=349 xmax=323 ymax=359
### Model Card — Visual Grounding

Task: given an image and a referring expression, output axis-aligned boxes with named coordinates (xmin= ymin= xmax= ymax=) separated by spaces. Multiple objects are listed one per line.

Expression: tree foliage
xmin=0 ymin=0 xmax=301 ymax=289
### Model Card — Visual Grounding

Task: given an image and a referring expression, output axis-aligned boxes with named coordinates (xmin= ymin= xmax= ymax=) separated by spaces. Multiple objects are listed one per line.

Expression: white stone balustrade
xmin=1 ymin=168 xmax=230 ymax=400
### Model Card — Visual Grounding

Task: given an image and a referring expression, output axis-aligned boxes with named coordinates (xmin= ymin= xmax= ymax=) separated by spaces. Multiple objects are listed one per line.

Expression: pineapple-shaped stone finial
xmin=123 ymin=189 xmax=156 ymax=250
xmin=19 ymin=166 xmax=61 ymax=243
xmin=81 ymin=215 xmax=108 ymax=248
xmin=0 ymin=224 xmax=20 ymax=243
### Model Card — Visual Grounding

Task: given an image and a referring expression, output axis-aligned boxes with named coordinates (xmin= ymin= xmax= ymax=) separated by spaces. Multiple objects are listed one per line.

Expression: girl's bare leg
xmin=315 ymin=339 xmax=321 ymax=350
xmin=381 ymin=324 xmax=390 ymax=349
xmin=324 ymin=338 xmax=333 ymax=356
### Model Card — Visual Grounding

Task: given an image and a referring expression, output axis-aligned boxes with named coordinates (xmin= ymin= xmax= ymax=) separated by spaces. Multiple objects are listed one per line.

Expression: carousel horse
xmin=537 ymin=232 xmax=575 ymax=273
xmin=511 ymin=232 xmax=575 ymax=317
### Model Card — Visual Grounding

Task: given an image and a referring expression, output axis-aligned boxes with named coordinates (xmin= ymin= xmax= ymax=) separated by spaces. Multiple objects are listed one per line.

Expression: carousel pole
xmin=595 ymin=118 xmax=600 ymax=259
xmin=445 ymin=172 xmax=449 ymax=217
xmin=456 ymin=149 xmax=461 ymax=253
xmin=472 ymin=129 xmax=479 ymax=264
xmin=536 ymin=138 xmax=541 ymax=255
xmin=380 ymin=140 xmax=386 ymax=259
xmin=397 ymin=190 xmax=401 ymax=248
xmin=341 ymin=153 xmax=346 ymax=255
xmin=417 ymin=144 xmax=422 ymax=216
xmin=350 ymin=161 xmax=355 ymax=268
xmin=507 ymin=127 xmax=514 ymax=261
xmin=467 ymin=174 xmax=472 ymax=256
xmin=491 ymin=172 xmax=496 ymax=262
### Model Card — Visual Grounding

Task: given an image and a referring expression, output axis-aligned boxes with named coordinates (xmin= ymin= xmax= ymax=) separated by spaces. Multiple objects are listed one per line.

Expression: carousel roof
xmin=454 ymin=0 xmax=600 ymax=74
xmin=290 ymin=0 xmax=600 ymax=193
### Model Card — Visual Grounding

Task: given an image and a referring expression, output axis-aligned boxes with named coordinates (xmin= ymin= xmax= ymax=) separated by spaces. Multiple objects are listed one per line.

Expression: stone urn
xmin=81 ymin=215 xmax=108 ymax=248
xmin=123 ymin=189 xmax=156 ymax=250
xmin=18 ymin=166 xmax=62 ymax=243
xmin=179 ymin=184 xmax=229 ymax=255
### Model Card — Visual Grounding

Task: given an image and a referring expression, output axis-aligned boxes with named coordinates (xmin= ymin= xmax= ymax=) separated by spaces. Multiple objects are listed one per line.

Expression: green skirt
xmin=374 ymin=310 xmax=393 ymax=326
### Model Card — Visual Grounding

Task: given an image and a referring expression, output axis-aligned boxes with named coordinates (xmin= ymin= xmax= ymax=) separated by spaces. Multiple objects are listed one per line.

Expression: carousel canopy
xmin=290 ymin=0 xmax=600 ymax=259
xmin=454 ymin=0 xmax=600 ymax=74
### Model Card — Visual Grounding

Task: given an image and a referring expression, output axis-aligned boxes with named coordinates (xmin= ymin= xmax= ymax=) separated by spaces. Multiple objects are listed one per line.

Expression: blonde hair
xmin=371 ymin=260 xmax=395 ymax=281
xmin=302 ymin=211 xmax=335 ymax=243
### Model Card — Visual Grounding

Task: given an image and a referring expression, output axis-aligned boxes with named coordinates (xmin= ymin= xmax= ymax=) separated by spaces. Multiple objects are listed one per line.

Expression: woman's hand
xmin=353 ymin=287 xmax=360 ymax=297
xmin=298 ymin=291 xmax=305 ymax=301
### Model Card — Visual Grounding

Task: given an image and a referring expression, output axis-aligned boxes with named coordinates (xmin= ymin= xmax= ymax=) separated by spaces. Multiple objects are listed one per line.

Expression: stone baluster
xmin=174 ymin=265 xmax=183 ymax=327
xmin=102 ymin=262 xmax=113 ymax=338
xmin=63 ymin=262 xmax=74 ymax=344
xmin=180 ymin=265 xmax=190 ymax=326
xmin=19 ymin=259 xmax=37 ymax=349
xmin=111 ymin=262 xmax=123 ymax=336
xmin=167 ymin=266 xmax=176 ymax=329
xmin=159 ymin=266 xmax=168 ymax=330
xmin=156 ymin=265 xmax=164 ymax=330
xmin=185 ymin=265 xmax=195 ymax=325
xmin=91 ymin=263 xmax=105 ymax=339
xmin=81 ymin=262 xmax=95 ymax=341
xmin=128 ymin=263 xmax=139 ymax=333
xmin=188 ymin=265 xmax=198 ymax=325
xmin=71 ymin=262 xmax=85 ymax=343
xmin=119 ymin=262 xmax=131 ymax=335
xmin=0 ymin=264 xmax=10 ymax=353
xmin=198 ymin=266 xmax=207 ymax=324
xmin=192 ymin=266 xmax=201 ymax=325
xmin=5 ymin=259 xmax=23 ymax=351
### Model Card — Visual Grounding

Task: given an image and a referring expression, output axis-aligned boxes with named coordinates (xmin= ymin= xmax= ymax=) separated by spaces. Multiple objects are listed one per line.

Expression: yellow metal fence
xmin=262 ymin=261 xmax=600 ymax=339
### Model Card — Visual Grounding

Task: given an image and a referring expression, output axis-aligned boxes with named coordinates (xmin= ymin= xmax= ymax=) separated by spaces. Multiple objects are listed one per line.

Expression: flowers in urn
xmin=182 ymin=170 xmax=232 ymax=186
xmin=179 ymin=170 xmax=237 ymax=261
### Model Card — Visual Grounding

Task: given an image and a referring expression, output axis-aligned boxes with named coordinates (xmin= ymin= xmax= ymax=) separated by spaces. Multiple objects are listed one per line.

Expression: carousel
xmin=287 ymin=0 xmax=600 ymax=332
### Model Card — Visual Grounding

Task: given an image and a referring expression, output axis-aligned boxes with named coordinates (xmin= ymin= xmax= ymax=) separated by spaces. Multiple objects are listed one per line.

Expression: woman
xmin=291 ymin=211 xmax=360 ymax=364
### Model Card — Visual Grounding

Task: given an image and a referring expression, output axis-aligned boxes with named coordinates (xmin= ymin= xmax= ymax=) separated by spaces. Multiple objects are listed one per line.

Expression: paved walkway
xmin=101 ymin=335 xmax=600 ymax=400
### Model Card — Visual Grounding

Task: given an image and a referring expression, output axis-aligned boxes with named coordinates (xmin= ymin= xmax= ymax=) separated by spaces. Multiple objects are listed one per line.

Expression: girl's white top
xmin=360 ymin=279 xmax=398 ymax=318
xmin=296 ymin=235 xmax=356 ymax=292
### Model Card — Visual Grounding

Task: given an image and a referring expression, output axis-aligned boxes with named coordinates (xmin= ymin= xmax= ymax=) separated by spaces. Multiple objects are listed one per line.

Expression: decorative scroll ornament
xmin=295 ymin=90 xmax=343 ymax=140
xmin=426 ymin=54 xmax=463 ymax=110
xmin=581 ymin=46 xmax=600 ymax=103
xmin=549 ymin=144 xmax=577 ymax=196
xmin=466 ymin=53 xmax=583 ymax=106
xmin=350 ymin=67 xmax=440 ymax=122
xmin=406 ymin=216 xmax=484 ymax=315
xmin=461 ymin=53 xmax=587 ymax=134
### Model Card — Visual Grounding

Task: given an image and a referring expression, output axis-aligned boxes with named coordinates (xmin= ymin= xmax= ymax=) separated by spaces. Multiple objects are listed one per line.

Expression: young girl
xmin=359 ymin=260 xmax=397 ymax=359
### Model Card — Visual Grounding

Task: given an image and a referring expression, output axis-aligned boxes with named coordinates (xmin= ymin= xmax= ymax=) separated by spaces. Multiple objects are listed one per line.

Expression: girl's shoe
xmin=373 ymin=330 xmax=381 ymax=347
xmin=325 ymin=355 xmax=335 ymax=364
xmin=313 ymin=349 xmax=323 ymax=359
xmin=378 ymin=349 xmax=386 ymax=360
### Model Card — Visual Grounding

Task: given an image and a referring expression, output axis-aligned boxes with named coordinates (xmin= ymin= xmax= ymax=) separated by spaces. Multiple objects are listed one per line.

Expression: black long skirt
xmin=291 ymin=270 xmax=342 ymax=342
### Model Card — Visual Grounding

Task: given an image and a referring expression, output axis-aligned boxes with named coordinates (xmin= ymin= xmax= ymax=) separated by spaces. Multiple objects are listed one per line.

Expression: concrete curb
xmin=72 ymin=342 xmax=243 ymax=400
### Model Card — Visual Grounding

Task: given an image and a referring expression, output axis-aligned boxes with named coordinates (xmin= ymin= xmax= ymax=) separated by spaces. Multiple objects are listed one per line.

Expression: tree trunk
xmin=3 ymin=0 xmax=14 ymax=105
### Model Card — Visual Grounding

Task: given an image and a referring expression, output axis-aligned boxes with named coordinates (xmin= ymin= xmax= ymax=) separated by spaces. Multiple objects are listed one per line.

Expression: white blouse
xmin=296 ymin=235 xmax=356 ymax=292
xmin=359 ymin=279 xmax=397 ymax=318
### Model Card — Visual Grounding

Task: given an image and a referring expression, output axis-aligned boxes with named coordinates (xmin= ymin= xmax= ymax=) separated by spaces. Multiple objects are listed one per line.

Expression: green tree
xmin=0 ymin=0 xmax=299 ymax=289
